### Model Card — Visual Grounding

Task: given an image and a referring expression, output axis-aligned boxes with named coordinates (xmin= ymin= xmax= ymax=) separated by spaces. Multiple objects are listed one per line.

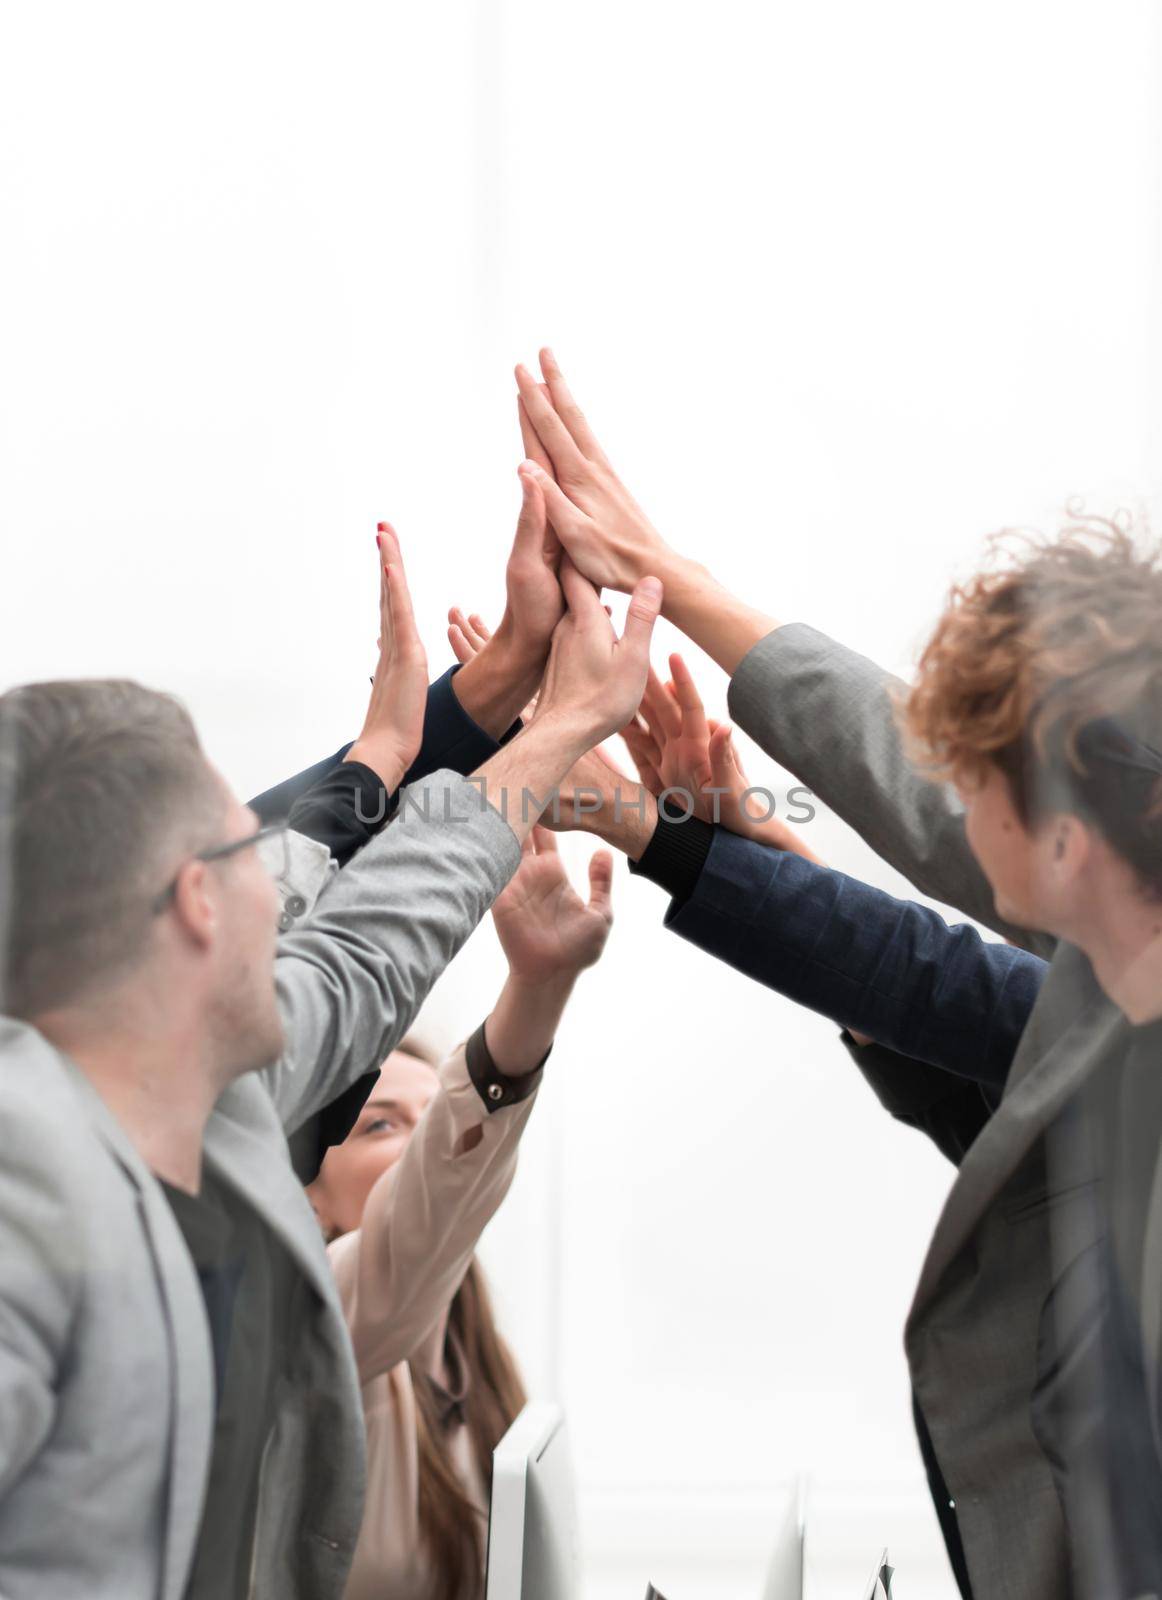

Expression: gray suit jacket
xmin=0 ymin=769 xmax=520 ymax=1600
xmin=728 ymin=624 xmax=1147 ymax=1600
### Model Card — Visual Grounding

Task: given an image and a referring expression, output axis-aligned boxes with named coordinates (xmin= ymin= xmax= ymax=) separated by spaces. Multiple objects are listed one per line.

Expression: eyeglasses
xmin=151 ymin=822 xmax=290 ymax=915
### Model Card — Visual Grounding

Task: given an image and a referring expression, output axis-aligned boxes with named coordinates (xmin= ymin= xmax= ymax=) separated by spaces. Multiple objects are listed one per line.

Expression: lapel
xmin=1138 ymin=1109 xmax=1162 ymax=1448
xmin=202 ymin=1078 xmax=340 ymax=1312
xmin=909 ymin=944 xmax=1126 ymax=1321
xmin=57 ymin=1057 xmax=215 ymax=1600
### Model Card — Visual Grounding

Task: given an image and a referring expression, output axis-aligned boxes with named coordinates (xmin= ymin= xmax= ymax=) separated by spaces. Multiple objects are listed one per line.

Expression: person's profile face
xmin=957 ymin=762 xmax=1043 ymax=929
xmin=308 ymin=1050 xmax=439 ymax=1238
xmin=204 ymin=775 xmax=286 ymax=1074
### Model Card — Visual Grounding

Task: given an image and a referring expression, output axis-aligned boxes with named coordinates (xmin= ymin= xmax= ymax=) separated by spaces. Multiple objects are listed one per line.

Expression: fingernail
xmin=377 ymin=521 xmax=389 ymax=531
xmin=639 ymin=577 xmax=663 ymax=603
xmin=522 ymin=459 xmax=544 ymax=477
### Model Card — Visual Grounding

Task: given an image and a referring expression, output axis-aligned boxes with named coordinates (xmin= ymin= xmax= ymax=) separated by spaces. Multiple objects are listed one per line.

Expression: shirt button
xmin=285 ymin=894 xmax=307 ymax=917
xmin=278 ymin=912 xmax=294 ymax=933
xmin=487 ymin=1082 xmax=505 ymax=1103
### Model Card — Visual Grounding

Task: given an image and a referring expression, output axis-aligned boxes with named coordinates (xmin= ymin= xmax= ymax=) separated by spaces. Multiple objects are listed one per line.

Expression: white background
xmin=3 ymin=3 xmax=1160 ymax=1594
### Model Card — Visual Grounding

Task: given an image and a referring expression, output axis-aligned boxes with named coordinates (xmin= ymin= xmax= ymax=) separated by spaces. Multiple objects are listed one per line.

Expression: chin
xmin=232 ymin=1010 xmax=287 ymax=1079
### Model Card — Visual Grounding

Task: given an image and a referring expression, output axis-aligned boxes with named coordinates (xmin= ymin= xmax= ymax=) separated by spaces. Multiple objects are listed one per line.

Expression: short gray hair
xmin=0 ymin=680 xmax=225 ymax=1017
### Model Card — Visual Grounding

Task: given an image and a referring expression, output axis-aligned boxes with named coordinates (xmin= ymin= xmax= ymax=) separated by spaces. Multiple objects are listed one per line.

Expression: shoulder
xmin=0 ymin=1019 xmax=104 ymax=1173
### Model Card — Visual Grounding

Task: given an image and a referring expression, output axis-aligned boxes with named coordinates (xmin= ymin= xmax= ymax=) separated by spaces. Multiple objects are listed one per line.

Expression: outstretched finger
xmin=384 ymin=551 xmax=423 ymax=661
xmin=708 ymin=722 xmax=736 ymax=789
xmin=375 ymin=532 xmax=392 ymax=653
xmin=538 ymin=347 xmax=612 ymax=467
xmin=448 ymin=623 xmax=475 ymax=665
xmin=449 ymin=606 xmax=491 ymax=652
xmin=522 ymin=461 xmax=592 ymax=550
xmin=516 ymin=363 xmax=588 ymax=479
xmin=669 ymin=653 xmax=710 ymax=745
xmin=531 ymin=824 xmax=559 ymax=856
xmin=620 ymin=723 xmax=662 ymax=795
xmin=642 ymin=664 xmax=681 ymax=741
xmin=518 ymin=393 xmax=556 ymax=478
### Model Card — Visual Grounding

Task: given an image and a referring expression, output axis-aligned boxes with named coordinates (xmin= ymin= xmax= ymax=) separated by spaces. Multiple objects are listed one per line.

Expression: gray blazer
xmin=728 ymin=624 xmax=1144 ymax=1600
xmin=0 ymin=769 xmax=519 ymax=1600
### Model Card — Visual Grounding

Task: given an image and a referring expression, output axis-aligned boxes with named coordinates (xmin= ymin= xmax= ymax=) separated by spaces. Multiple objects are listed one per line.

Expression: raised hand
xmin=532 ymin=557 xmax=663 ymax=747
xmin=344 ymin=524 xmax=429 ymax=791
xmin=514 ymin=349 xmax=675 ymax=595
xmin=491 ymin=826 xmax=614 ymax=984
xmin=625 ymin=652 xmax=824 ymax=863
xmin=448 ymin=470 xmax=562 ymax=738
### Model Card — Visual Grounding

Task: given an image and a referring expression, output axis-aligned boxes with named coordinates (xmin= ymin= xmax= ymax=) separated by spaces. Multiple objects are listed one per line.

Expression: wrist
xmin=486 ymin=971 xmax=575 ymax=1077
xmin=590 ymin=783 xmax=659 ymax=861
xmin=453 ymin=616 xmax=546 ymax=738
xmin=502 ymin=968 xmax=579 ymax=1005
xmin=655 ymin=551 xmax=712 ymax=620
xmin=343 ymin=740 xmax=406 ymax=793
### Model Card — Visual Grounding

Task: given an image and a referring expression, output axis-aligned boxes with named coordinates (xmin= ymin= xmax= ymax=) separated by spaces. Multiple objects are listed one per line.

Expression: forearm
xmin=336 ymin=1039 xmax=537 ymax=1382
xmin=452 ymin=617 xmax=544 ymax=738
xmin=664 ymin=828 xmax=1045 ymax=1092
xmin=655 ymin=552 xmax=781 ymax=678
xmin=725 ymin=621 xmax=1050 ymax=952
xmin=838 ymin=1031 xmax=998 ymax=1167
xmin=268 ymin=769 xmax=521 ymax=1133
xmin=485 ymin=971 xmax=577 ymax=1076
xmin=472 ymin=715 xmax=592 ymax=847
xmin=565 ymin=781 xmax=660 ymax=861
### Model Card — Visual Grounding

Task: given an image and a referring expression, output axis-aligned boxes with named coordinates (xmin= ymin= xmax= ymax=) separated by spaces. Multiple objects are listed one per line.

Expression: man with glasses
xmin=0 ymin=515 xmax=663 ymax=1600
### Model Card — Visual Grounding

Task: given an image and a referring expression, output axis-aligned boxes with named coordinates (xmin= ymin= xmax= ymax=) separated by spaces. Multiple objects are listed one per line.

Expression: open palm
xmin=492 ymin=829 xmax=613 ymax=983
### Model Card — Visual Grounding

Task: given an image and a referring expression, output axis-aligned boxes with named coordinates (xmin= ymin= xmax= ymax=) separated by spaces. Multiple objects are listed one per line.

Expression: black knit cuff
xmin=466 ymin=1020 xmax=548 ymax=1113
xmin=628 ymin=800 xmax=714 ymax=905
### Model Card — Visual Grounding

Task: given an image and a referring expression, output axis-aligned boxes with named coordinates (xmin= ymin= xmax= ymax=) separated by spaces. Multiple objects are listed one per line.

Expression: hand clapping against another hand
xmin=532 ymin=556 xmax=662 ymax=748
xmin=514 ymin=348 xmax=673 ymax=597
xmin=344 ymin=524 xmax=429 ymax=792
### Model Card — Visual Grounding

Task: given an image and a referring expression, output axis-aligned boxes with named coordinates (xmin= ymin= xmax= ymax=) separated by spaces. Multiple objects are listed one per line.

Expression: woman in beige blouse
xmin=307 ymin=825 xmax=613 ymax=1600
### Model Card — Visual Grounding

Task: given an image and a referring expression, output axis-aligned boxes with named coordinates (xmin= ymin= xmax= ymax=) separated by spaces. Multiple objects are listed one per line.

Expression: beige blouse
xmin=327 ymin=1036 xmax=540 ymax=1600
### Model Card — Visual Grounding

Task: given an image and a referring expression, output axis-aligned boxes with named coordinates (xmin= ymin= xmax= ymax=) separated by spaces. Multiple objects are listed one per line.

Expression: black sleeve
xmin=838 ymin=1031 xmax=998 ymax=1167
xmin=627 ymin=797 xmax=713 ymax=901
xmin=286 ymin=761 xmax=387 ymax=868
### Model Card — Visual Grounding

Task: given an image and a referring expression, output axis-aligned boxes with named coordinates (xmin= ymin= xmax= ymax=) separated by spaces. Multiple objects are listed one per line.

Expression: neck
xmin=35 ymin=980 xmax=222 ymax=1192
xmin=1071 ymin=891 xmax=1162 ymax=1026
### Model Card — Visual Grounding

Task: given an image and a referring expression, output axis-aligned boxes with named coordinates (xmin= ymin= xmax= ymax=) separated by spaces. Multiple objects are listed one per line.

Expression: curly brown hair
xmin=902 ymin=513 xmax=1162 ymax=894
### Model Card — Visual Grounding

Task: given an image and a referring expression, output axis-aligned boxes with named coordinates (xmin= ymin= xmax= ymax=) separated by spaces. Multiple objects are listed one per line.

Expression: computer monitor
xmin=860 ymin=1549 xmax=893 ymax=1599
xmin=484 ymin=1403 xmax=580 ymax=1600
xmin=760 ymin=1477 xmax=805 ymax=1600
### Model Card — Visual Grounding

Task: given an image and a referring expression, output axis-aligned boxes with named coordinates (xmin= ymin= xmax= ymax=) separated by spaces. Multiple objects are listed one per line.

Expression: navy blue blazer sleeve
xmin=248 ymin=665 xmax=521 ymax=824
xmin=663 ymin=826 xmax=1046 ymax=1097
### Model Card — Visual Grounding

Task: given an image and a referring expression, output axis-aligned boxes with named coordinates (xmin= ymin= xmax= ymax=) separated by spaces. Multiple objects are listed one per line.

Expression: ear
xmin=1049 ymin=813 xmax=1093 ymax=881
xmin=169 ymin=859 xmax=217 ymax=951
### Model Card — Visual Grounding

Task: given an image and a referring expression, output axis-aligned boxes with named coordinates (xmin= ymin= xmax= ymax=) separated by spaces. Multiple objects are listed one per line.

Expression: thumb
xmin=619 ymin=575 xmax=664 ymax=658
xmin=588 ymin=849 xmax=615 ymax=916
xmin=524 ymin=461 xmax=586 ymax=543
xmin=513 ymin=466 xmax=547 ymax=559
xmin=709 ymin=722 xmax=735 ymax=788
